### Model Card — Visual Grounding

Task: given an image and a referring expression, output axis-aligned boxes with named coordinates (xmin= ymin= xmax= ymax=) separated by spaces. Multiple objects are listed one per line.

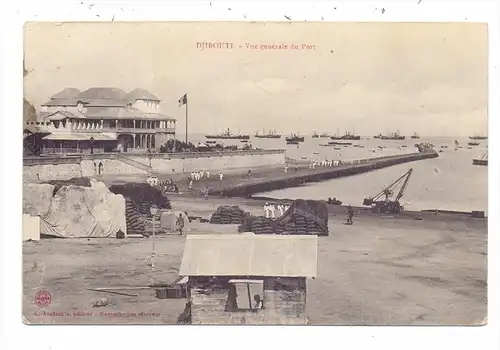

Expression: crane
xmin=362 ymin=168 xmax=413 ymax=214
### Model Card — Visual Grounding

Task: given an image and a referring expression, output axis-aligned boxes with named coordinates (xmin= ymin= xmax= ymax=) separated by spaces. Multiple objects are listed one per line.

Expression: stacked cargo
xmin=238 ymin=200 xmax=329 ymax=236
xmin=210 ymin=205 xmax=250 ymax=224
xmin=125 ymin=197 xmax=147 ymax=237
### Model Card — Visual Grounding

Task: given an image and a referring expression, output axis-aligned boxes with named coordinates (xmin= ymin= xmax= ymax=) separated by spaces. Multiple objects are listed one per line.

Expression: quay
xmin=208 ymin=151 xmax=439 ymax=197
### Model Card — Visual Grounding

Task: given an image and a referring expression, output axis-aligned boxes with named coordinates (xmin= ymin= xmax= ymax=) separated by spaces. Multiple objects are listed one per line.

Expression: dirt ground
xmin=23 ymin=195 xmax=487 ymax=325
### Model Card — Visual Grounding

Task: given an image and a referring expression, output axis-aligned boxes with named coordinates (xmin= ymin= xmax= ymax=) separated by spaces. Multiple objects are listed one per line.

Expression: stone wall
xmin=23 ymin=150 xmax=286 ymax=182
xmin=23 ymin=163 xmax=82 ymax=183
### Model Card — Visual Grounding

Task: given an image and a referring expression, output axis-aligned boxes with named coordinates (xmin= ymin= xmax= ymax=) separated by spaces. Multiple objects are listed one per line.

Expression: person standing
xmin=219 ymin=172 xmax=224 ymax=181
xmin=346 ymin=205 xmax=354 ymax=225
xmin=206 ymin=170 xmax=210 ymax=179
xmin=188 ymin=179 xmax=193 ymax=190
xmin=278 ymin=203 xmax=285 ymax=217
xmin=284 ymin=164 xmax=288 ymax=173
xmin=269 ymin=203 xmax=276 ymax=219
xmin=264 ymin=203 xmax=270 ymax=218
xmin=176 ymin=213 xmax=185 ymax=235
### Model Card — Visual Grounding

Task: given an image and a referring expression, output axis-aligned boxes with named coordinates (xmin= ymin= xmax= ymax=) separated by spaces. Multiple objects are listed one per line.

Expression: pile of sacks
xmin=210 ymin=205 xmax=250 ymax=225
xmin=109 ymin=183 xmax=172 ymax=215
xmin=125 ymin=197 xmax=147 ymax=237
xmin=238 ymin=199 xmax=329 ymax=236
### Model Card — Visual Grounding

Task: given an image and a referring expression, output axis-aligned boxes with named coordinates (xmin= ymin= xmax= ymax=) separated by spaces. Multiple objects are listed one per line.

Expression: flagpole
xmin=185 ymin=95 xmax=188 ymax=144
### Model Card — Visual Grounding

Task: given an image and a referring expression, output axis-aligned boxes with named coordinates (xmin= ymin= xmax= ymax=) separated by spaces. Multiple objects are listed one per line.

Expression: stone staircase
xmin=113 ymin=154 xmax=154 ymax=173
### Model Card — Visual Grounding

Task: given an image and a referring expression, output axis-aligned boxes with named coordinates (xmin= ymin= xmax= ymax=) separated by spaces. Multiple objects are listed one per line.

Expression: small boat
xmin=468 ymin=146 xmax=473 ymax=149
xmin=240 ymin=140 xmax=248 ymax=143
xmin=411 ymin=132 xmax=420 ymax=139
xmin=319 ymin=132 xmax=330 ymax=138
xmin=473 ymin=152 xmax=488 ymax=166
xmin=377 ymin=145 xmax=385 ymax=150
xmin=312 ymin=132 xmax=319 ymax=138
xmin=373 ymin=134 xmax=382 ymax=139
xmin=328 ymin=141 xmax=352 ymax=146
xmin=287 ymin=140 xmax=299 ymax=145
xmin=313 ymin=152 xmax=319 ymax=155
xmin=358 ymin=145 xmax=365 ymax=148
xmin=333 ymin=147 xmax=342 ymax=150
xmin=468 ymin=141 xmax=480 ymax=146
xmin=206 ymin=140 xmax=217 ymax=144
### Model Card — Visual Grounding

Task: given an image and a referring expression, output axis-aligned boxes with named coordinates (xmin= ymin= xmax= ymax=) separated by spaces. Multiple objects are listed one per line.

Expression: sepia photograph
xmin=22 ymin=21 xmax=488 ymax=325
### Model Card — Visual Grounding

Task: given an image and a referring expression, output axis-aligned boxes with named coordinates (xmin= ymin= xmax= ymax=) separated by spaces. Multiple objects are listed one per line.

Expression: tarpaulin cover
xmin=23 ymin=183 xmax=55 ymax=217
xmin=108 ymin=183 xmax=172 ymax=210
xmin=160 ymin=211 xmax=190 ymax=232
xmin=23 ymin=179 xmax=126 ymax=238
xmin=46 ymin=177 xmax=92 ymax=196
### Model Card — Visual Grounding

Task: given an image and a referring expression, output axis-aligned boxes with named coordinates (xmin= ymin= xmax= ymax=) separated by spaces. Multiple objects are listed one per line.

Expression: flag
xmin=178 ymin=93 xmax=187 ymax=107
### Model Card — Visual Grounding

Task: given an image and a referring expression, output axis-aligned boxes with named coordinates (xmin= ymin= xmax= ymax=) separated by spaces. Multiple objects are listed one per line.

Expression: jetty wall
xmin=213 ymin=151 xmax=439 ymax=197
xmin=23 ymin=150 xmax=286 ymax=183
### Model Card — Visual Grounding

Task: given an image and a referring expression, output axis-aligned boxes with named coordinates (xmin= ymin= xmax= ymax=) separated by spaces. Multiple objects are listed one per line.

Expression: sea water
xmin=188 ymin=134 xmax=488 ymax=213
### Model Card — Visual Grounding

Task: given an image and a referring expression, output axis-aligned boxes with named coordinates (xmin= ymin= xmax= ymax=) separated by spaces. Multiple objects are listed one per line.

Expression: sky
xmin=23 ymin=22 xmax=488 ymax=137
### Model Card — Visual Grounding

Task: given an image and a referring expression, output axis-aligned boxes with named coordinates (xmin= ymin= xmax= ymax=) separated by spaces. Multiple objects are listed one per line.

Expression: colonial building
xmin=24 ymin=87 xmax=176 ymax=154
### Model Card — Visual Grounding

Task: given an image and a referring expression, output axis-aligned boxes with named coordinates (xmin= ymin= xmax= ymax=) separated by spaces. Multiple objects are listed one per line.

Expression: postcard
xmin=22 ymin=21 xmax=487 ymax=325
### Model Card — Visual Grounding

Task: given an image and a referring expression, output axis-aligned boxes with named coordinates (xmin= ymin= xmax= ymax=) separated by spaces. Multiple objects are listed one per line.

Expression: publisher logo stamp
xmin=35 ymin=290 xmax=51 ymax=307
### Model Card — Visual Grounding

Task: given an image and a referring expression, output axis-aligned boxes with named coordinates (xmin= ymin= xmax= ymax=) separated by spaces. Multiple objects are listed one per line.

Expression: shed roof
xmin=179 ymin=234 xmax=318 ymax=278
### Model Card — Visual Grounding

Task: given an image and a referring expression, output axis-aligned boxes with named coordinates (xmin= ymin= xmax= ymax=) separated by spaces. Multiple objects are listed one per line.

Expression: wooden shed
xmin=178 ymin=234 xmax=318 ymax=325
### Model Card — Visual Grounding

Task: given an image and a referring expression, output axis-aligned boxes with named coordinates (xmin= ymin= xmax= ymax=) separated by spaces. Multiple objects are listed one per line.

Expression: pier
xmin=209 ymin=151 xmax=439 ymax=197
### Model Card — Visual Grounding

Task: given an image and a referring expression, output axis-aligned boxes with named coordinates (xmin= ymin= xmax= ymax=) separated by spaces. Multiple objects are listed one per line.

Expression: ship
xmin=411 ymin=132 xmax=420 ymax=139
xmin=254 ymin=129 xmax=282 ymax=139
xmin=469 ymin=133 xmax=487 ymax=140
xmin=205 ymin=128 xmax=250 ymax=140
xmin=473 ymin=152 xmax=488 ymax=166
xmin=285 ymin=134 xmax=305 ymax=143
xmin=373 ymin=134 xmax=382 ymax=139
xmin=380 ymin=130 xmax=406 ymax=140
xmin=312 ymin=132 xmax=319 ymax=138
xmin=319 ymin=132 xmax=330 ymax=138
xmin=330 ymin=129 xmax=361 ymax=140
xmin=468 ymin=141 xmax=480 ymax=146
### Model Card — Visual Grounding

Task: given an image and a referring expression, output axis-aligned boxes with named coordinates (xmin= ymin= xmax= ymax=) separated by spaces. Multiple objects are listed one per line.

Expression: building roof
xmin=43 ymin=87 xmax=162 ymax=107
xmin=179 ymin=234 xmax=318 ymax=278
xmin=78 ymin=87 xmax=128 ymax=100
xmin=50 ymin=88 xmax=81 ymax=99
xmin=127 ymin=88 xmax=160 ymax=102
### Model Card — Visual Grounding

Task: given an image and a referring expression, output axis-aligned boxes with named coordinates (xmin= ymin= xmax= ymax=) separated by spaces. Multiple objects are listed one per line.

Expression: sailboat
xmin=473 ymin=152 xmax=488 ymax=166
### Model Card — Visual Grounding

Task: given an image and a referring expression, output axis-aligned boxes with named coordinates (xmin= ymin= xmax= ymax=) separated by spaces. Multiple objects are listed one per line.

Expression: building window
xmin=226 ymin=280 xmax=264 ymax=312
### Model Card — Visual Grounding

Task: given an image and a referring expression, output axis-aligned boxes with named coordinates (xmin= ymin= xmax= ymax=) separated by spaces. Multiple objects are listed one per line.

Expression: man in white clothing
xmin=219 ymin=172 xmax=224 ymax=181
xmin=264 ymin=203 xmax=270 ymax=218
xmin=269 ymin=203 xmax=276 ymax=219
xmin=278 ymin=203 xmax=285 ymax=217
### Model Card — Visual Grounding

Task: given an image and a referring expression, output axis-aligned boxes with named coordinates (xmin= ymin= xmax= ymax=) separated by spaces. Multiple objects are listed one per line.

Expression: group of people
xmin=309 ymin=159 xmax=343 ymax=169
xmin=161 ymin=179 xmax=179 ymax=193
xmin=146 ymin=176 xmax=179 ymax=193
xmin=189 ymin=169 xmax=211 ymax=181
xmin=263 ymin=202 xmax=291 ymax=219
xmin=188 ymin=169 xmax=225 ymax=190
